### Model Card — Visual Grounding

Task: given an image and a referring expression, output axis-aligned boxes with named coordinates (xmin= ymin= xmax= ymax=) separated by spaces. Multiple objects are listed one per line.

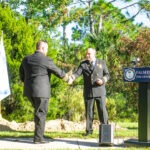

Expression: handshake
xmin=63 ymin=73 xmax=75 ymax=85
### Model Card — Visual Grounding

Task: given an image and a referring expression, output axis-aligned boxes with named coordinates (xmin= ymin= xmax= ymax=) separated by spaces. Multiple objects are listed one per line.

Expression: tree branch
xmin=107 ymin=0 xmax=117 ymax=4
xmin=120 ymin=2 xmax=139 ymax=10
xmin=121 ymin=8 xmax=143 ymax=23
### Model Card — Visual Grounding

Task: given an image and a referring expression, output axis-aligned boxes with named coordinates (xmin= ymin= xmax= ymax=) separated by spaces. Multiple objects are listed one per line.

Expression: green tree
xmin=1 ymin=0 xmax=149 ymax=123
xmin=113 ymin=0 xmax=150 ymax=26
xmin=106 ymin=27 xmax=150 ymax=122
xmin=0 ymin=5 xmax=41 ymax=121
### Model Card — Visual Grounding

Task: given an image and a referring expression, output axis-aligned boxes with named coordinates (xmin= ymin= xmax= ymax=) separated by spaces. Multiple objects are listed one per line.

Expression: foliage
xmin=0 ymin=5 xmax=40 ymax=122
xmin=105 ymin=28 xmax=150 ymax=122
xmin=2 ymin=83 xmax=34 ymax=122
xmin=6 ymin=0 xmax=72 ymax=25
xmin=106 ymin=97 xmax=116 ymax=122
xmin=48 ymin=77 xmax=85 ymax=122
xmin=118 ymin=28 xmax=150 ymax=66
xmin=0 ymin=4 xmax=66 ymax=122
xmin=107 ymin=93 xmax=138 ymax=122
xmin=0 ymin=0 xmax=149 ymax=123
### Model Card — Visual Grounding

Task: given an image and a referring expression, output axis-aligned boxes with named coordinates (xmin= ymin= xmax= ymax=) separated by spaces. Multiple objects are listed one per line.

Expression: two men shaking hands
xmin=20 ymin=40 xmax=110 ymax=143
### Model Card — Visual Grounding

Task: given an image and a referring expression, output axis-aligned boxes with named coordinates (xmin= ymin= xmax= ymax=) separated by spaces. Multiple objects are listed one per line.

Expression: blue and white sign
xmin=0 ymin=36 xmax=10 ymax=101
xmin=123 ymin=67 xmax=150 ymax=82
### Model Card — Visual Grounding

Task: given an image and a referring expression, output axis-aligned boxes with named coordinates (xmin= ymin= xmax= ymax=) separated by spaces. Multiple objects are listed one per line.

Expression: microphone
xmin=131 ymin=57 xmax=140 ymax=67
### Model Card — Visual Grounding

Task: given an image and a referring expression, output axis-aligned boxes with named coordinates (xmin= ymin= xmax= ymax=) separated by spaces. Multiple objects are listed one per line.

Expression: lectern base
xmin=124 ymin=139 xmax=150 ymax=147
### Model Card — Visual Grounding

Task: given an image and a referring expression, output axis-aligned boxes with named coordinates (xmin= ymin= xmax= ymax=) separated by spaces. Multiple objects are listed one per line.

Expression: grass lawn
xmin=0 ymin=122 xmax=138 ymax=139
xmin=0 ymin=122 xmax=150 ymax=150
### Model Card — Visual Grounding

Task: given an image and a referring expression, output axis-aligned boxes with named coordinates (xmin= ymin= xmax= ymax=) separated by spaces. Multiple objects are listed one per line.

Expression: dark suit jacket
xmin=73 ymin=59 xmax=110 ymax=99
xmin=19 ymin=51 xmax=65 ymax=98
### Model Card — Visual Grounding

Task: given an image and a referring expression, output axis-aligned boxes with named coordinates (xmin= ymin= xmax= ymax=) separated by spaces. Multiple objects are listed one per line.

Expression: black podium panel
xmin=99 ymin=124 xmax=114 ymax=146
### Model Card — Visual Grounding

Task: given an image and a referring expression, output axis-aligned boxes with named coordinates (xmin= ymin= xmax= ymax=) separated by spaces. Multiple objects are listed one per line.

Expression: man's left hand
xmin=96 ymin=78 xmax=103 ymax=85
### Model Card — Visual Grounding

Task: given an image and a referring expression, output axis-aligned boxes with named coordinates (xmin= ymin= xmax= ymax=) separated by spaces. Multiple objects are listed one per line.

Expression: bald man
xmin=19 ymin=40 xmax=69 ymax=143
xmin=69 ymin=48 xmax=110 ymax=136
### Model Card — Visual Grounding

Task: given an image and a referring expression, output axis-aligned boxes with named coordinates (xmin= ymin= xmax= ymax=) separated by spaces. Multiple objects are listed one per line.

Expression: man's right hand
xmin=68 ymin=75 xmax=75 ymax=85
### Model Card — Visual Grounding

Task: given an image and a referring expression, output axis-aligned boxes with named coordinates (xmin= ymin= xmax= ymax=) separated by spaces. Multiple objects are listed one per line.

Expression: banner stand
xmin=0 ymin=101 xmax=1 ymax=115
xmin=0 ymin=32 xmax=11 ymax=119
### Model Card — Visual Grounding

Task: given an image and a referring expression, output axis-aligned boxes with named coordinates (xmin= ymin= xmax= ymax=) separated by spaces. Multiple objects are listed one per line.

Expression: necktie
xmin=90 ymin=61 xmax=94 ymax=71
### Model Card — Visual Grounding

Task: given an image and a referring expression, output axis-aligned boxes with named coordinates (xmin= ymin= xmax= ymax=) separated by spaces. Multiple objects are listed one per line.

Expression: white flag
xmin=0 ymin=35 xmax=10 ymax=101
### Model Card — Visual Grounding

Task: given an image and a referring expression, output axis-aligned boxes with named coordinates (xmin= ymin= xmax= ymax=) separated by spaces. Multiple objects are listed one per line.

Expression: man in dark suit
xmin=19 ymin=40 xmax=69 ymax=143
xmin=69 ymin=48 xmax=110 ymax=136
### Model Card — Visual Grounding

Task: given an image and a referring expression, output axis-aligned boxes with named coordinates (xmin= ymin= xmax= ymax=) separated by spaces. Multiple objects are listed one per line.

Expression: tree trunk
xmin=88 ymin=0 xmax=94 ymax=33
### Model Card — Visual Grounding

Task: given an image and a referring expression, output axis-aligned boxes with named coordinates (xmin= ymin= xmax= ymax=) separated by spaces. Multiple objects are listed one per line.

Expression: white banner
xmin=0 ymin=35 xmax=10 ymax=101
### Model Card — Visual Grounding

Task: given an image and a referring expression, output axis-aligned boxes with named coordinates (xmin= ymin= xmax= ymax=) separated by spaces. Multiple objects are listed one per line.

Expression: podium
xmin=123 ymin=67 xmax=150 ymax=146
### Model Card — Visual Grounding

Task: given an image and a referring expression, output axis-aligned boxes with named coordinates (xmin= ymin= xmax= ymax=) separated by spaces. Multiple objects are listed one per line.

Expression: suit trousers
xmin=28 ymin=97 xmax=49 ymax=141
xmin=84 ymin=96 xmax=108 ymax=133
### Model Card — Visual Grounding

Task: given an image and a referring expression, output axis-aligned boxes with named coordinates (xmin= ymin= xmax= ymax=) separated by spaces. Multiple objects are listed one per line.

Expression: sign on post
xmin=123 ymin=67 xmax=150 ymax=82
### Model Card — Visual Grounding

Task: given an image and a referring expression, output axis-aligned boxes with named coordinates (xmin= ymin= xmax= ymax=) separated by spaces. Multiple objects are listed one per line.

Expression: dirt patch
xmin=0 ymin=116 xmax=101 ymax=132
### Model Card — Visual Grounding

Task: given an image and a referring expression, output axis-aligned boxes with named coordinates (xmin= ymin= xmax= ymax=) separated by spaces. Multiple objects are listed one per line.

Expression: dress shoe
xmin=34 ymin=139 xmax=49 ymax=144
xmin=82 ymin=132 xmax=92 ymax=136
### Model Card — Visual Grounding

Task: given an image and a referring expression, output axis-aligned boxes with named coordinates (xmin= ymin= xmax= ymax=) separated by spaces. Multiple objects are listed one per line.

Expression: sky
xmin=111 ymin=0 xmax=150 ymax=27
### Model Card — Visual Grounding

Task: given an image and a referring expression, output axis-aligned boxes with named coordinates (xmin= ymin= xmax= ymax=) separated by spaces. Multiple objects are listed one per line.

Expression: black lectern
xmin=123 ymin=67 xmax=150 ymax=147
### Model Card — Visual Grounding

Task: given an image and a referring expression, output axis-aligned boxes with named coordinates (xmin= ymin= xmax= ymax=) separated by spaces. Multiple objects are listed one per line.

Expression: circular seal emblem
xmin=124 ymin=68 xmax=136 ymax=81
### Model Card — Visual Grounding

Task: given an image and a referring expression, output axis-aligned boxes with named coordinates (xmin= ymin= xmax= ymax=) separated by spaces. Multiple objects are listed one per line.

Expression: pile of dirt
xmin=0 ymin=115 xmax=101 ymax=132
